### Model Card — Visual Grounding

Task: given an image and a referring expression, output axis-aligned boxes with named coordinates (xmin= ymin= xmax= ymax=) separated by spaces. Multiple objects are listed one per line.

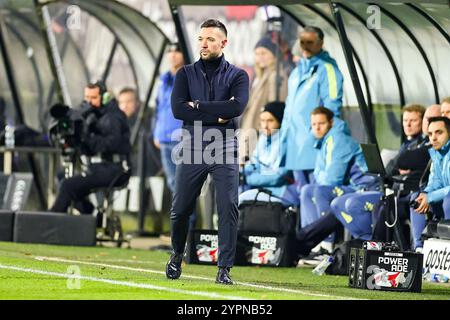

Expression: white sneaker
xmin=415 ymin=247 xmax=423 ymax=253
xmin=297 ymin=254 xmax=328 ymax=267
xmin=297 ymin=248 xmax=330 ymax=267
xmin=311 ymin=241 xmax=333 ymax=254
xmin=310 ymin=243 xmax=322 ymax=253
xmin=320 ymin=241 xmax=334 ymax=254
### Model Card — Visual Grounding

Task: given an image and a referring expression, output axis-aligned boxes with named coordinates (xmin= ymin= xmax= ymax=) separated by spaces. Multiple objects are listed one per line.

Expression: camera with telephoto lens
xmin=48 ymin=103 xmax=86 ymax=156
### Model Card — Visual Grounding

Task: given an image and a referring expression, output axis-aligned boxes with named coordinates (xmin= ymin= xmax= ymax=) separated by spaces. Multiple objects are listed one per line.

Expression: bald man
xmin=441 ymin=97 xmax=450 ymax=119
xmin=423 ymin=104 xmax=442 ymax=134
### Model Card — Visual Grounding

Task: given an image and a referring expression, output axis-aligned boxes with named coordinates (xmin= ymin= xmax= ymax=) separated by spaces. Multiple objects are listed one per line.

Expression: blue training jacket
xmin=244 ymin=131 xmax=292 ymax=198
xmin=281 ymin=50 xmax=344 ymax=171
xmin=314 ymin=126 xmax=369 ymax=190
xmin=424 ymin=140 xmax=450 ymax=203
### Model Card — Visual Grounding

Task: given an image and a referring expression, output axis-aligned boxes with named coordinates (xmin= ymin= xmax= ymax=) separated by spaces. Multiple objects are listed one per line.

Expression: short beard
xmin=201 ymin=52 xmax=221 ymax=61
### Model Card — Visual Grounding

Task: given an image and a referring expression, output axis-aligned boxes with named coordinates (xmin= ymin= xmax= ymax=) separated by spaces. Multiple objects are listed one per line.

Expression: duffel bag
xmin=238 ymin=190 xmax=296 ymax=234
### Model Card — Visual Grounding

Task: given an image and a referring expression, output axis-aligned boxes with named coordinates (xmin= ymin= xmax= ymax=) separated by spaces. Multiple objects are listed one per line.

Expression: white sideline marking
xmin=0 ymin=264 xmax=249 ymax=300
xmin=35 ymin=256 xmax=362 ymax=300
xmin=79 ymin=258 xmax=162 ymax=265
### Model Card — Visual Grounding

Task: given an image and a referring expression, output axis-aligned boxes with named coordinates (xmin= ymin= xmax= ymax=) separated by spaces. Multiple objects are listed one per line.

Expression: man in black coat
xmin=166 ymin=19 xmax=249 ymax=284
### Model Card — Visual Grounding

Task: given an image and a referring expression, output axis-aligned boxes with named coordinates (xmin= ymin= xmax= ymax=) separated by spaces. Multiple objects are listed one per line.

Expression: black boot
xmin=166 ymin=252 xmax=183 ymax=280
xmin=216 ymin=267 xmax=233 ymax=285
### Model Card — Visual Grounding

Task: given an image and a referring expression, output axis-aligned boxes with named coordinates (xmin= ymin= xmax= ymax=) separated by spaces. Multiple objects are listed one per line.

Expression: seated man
xmin=118 ymin=87 xmax=139 ymax=123
xmin=299 ymin=107 xmax=372 ymax=251
xmin=441 ymin=97 xmax=450 ymax=119
xmin=118 ymin=87 xmax=140 ymax=176
xmin=50 ymin=82 xmax=131 ymax=216
xmin=411 ymin=116 xmax=450 ymax=246
xmin=331 ymin=104 xmax=431 ymax=243
xmin=239 ymin=101 xmax=298 ymax=207
xmin=295 ymin=106 xmax=442 ymax=257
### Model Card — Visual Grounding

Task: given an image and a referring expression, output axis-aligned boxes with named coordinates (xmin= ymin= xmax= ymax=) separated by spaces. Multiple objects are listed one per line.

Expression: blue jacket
xmin=153 ymin=71 xmax=183 ymax=143
xmin=281 ymin=50 xmax=344 ymax=170
xmin=314 ymin=126 xmax=369 ymax=190
xmin=424 ymin=140 xmax=450 ymax=203
xmin=244 ymin=131 xmax=293 ymax=198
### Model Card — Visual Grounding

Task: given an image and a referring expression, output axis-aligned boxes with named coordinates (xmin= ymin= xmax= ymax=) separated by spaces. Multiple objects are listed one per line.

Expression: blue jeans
xmin=160 ymin=142 xmax=178 ymax=193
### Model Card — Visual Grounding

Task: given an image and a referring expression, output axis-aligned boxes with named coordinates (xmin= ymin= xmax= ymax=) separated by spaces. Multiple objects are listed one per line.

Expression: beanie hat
xmin=254 ymin=37 xmax=278 ymax=56
xmin=262 ymin=101 xmax=285 ymax=124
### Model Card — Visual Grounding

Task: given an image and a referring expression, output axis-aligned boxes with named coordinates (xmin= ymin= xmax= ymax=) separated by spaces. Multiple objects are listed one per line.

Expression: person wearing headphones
xmin=50 ymin=81 xmax=131 ymax=217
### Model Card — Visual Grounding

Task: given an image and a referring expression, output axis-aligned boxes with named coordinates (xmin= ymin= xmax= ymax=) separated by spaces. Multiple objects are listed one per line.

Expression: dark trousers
xmin=50 ymin=163 xmax=126 ymax=214
xmin=295 ymin=213 xmax=342 ymax=257
xmin=171 ymin=161 xmax=239 ymax=268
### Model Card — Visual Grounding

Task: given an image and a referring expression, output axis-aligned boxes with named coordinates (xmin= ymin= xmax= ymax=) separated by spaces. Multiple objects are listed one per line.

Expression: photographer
xmin=50 ymin=82 xmax=131 ymax=215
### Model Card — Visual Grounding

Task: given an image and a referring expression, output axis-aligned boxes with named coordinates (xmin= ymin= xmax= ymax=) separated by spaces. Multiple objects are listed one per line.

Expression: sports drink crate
xmin=185 ymin=229 xmax=296 ymax=267
xmin=186 ymin=229 xmax=219 ymax=265
xmin=348 ymin=246 xmax=423 ymax=292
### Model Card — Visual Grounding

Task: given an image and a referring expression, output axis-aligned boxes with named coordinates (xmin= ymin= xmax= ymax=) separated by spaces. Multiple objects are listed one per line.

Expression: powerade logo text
xmin=200 ymin=234 xmax=218 ymax=248
xmin=424 ymin=247 xmax=450 ymax=271
xmin=377 ymin=257 xmax=409 ymax=272
xmin=248 ymin=236 xmax=277 ymax=251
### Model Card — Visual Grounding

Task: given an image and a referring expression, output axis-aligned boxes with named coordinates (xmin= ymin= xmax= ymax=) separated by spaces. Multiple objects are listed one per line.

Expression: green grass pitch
xmin=0 ymin=242 xmax=448 ymax=300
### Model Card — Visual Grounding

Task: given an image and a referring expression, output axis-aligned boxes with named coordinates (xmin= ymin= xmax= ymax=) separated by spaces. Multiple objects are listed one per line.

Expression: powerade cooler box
xmin=348 ymin=247 xmax=423 ymax=292
xmin=236 ymin=232 xmax=296 ymax=267
xmin=185 ymin=230 xmax=296 ymax=267
xmin=186 ymin=230 xmax=219 ymax=265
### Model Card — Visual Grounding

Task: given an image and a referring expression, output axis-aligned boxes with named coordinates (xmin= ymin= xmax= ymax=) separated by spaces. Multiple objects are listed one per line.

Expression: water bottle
xmin=4 ymin=119 xmax=15 ymax=148
xmin=312 ymin=255 xmax=334 ymax=276
xmin=436 ymin=274 xmax=449 ymax=283
xmin=423 ymin=272 xmax=439 ymax=282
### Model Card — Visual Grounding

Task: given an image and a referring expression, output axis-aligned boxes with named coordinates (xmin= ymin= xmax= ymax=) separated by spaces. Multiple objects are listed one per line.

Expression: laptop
xmin=360 ymin=143 xmax=387 ymax=176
